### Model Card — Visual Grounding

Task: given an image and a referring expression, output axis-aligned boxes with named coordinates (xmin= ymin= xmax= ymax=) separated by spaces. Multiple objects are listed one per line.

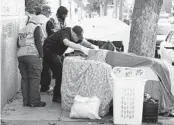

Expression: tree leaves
xmin=25 ymin=0 xmax=48 ymax=13
xmin=85 ymin=0 xmax=101 ymax=14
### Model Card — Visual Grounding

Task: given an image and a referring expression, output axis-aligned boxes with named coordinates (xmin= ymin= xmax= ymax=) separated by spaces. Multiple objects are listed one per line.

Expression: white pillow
xmin=70 ymin=95 xmax=101 ymax=120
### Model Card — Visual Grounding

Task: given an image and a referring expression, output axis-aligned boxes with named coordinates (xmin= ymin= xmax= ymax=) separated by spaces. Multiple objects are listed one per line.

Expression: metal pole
xmin=69 ymin=0 xmax=72 ymax=24
xmin=59 ymin=0 xmax=61 ymax=6
xmin=113 ymin=0 xmax=118 ymax=18
xmin=119 ymin=0 xmax=123 ymax=21
xmin=100 ymin=4 xmax=103 ymax=16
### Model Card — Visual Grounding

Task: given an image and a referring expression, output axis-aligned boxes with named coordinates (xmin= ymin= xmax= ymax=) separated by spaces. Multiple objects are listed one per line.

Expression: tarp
xmin=106 ymin=51 xmax=174 ymax=114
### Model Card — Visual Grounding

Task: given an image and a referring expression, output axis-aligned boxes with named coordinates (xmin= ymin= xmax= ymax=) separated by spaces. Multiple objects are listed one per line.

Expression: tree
xmin=128 ymin=0 xmax=163 ymax=57
xmin=25 ymin=0 xmax=48 ymax=13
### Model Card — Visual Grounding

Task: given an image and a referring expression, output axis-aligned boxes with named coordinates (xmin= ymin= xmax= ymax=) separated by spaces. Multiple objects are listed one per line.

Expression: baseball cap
xmin=72 ymin=25 xmax=84 ymax=40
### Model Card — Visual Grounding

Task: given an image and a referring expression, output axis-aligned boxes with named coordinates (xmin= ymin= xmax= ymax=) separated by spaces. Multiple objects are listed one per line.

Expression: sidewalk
xmin=1 ymin=90 xmax=174 ymax=125
xmin=1 ymin=92 xmax=112 ymax=125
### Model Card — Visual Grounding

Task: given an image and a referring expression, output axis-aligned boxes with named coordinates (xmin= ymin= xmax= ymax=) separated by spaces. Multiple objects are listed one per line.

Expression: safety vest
xmin=37 ymin=14 xmax=49 ymax=39
xmin=29 ymin=14 xmax=49 ymax=43
xmin=17 ymin=23 xmax=40 ymax=57
xmin=35 ymin=14 xmax=49 ymax=39
xmin=52 ymin=15 xmax=66 ymax=31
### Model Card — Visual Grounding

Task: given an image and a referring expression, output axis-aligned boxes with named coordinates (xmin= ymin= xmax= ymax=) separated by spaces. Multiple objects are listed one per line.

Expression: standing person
xmin=25 ymin=8 xmax=36 ymax=25
xmin=40 ymin=6 xmax=68 ymax=92
xmin=33 ymin=6 xmax=54 ymax=40
xmin=39 ymin=6 xmax=55 ymax=92
xmin=30 ymin=6 xmax=55 ymax=92
xmin=43 ymin=25 xmax=99 ymax=103
xmin=53 ymin=6 xmax=68 ymax=31
xmin=17 ymin=17 xmax=46 ymax=107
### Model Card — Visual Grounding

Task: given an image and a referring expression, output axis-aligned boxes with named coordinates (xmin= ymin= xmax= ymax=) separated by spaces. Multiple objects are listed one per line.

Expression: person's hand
xmin=91 ymin=45 xmax=99 ymax=50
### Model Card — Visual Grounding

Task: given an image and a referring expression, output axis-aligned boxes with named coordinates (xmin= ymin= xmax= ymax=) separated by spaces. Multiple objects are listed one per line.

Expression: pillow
xmin=70 ymin=95 xmax=101 ymax=120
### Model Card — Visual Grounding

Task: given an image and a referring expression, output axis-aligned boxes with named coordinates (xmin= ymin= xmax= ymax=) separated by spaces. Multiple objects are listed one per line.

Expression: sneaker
xmin=29 ymin=101 xmax=46 ymax=107
xmin=52 ymin=97 xmax=61 ymax=103
xmin=40 ymin=87 xmax=53 ymax=93
xmin=40 ymin=88 xmax=49 ymax=92
xmin=47 ymin=87 xmax=54 ymax=93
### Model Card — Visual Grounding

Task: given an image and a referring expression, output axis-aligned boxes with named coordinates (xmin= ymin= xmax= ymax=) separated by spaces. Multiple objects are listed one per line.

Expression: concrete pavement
xmin=1 ymin=91 xmax=174 ymax=125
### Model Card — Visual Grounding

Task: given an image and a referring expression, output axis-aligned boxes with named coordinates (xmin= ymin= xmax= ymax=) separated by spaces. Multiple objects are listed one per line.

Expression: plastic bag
xmin=70 ymin=95 xmax=101 ymax=120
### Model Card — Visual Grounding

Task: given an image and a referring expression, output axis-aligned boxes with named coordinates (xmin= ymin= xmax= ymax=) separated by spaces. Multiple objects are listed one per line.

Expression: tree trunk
xmin=128 ymin=0 xmax=163 ymax=57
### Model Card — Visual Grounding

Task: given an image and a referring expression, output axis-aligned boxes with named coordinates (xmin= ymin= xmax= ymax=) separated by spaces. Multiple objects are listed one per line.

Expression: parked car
xmin=155 ymin=18 xmax=173 ymax=58
xmin=158 ymin=30 xmax=174 ymax=65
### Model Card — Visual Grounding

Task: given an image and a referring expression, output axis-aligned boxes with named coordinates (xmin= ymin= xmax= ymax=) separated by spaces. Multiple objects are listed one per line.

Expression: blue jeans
xmin=18 ymin=55 xmax=42 ymax=105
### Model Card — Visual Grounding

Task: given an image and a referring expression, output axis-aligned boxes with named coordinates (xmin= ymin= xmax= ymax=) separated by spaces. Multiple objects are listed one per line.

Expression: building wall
xmin=1 ymin=0 xmax=25 ymax=108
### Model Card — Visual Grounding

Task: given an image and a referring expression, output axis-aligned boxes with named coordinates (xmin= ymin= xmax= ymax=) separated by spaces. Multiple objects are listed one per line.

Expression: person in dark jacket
xmin=43 ymin=25 xmax=98 ymax=103
xmin=31 ymin=6 xmax=55 ymax=93
xmin=36 ymin=6 xmax=55 ymax=92
xmin=40 ymin=6 xmax=68 ymax=92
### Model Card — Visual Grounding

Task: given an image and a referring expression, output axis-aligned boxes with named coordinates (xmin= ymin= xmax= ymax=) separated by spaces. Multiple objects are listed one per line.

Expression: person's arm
xmin=63 ymin=38 xmax=89 ymax=55
xmin=46 ymin=20 xmax=55 ymax=36
xmin=34 ymin=26 xmax=43 ymax=58
xmin=80 ymin=39 xmax=99 ymax=49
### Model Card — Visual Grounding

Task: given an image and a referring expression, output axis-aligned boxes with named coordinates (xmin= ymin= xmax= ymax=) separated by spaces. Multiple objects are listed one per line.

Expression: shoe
xmin=40 ymin=87 xmax=54 ymax=93
xmin=52 ymin=97 xmax=61 ymax=103
xmin=29 ymin=101 xmax=46 ymax=107
xmin=40 ymin=88 xmax=49 ymax=92
xmin=47 ymin=87 xmax=54 ymax=93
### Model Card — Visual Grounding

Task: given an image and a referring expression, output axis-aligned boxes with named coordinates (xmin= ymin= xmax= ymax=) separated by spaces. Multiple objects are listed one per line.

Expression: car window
xmin=157 ymin=23 xmax=172 ymax=35
xmin=169 ymin=33 xmax=174 ymax=44
xmin=165 ymin=31 xmax=173 ymax=42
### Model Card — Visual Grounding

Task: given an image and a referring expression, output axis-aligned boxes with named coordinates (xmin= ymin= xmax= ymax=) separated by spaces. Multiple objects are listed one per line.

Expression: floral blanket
xmin=61 ymin=50 xmax=113 ymax=116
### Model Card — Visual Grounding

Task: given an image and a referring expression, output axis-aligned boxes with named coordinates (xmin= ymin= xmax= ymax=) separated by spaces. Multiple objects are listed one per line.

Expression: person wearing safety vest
xmin=31 ymin=6 xmax=55 ymax=93
xmin=17 ymin=17 xmax=46 ymax=107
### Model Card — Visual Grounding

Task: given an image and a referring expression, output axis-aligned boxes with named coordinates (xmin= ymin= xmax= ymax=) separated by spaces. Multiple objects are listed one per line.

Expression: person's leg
xmin=51 ymin=55 xmax=63 ymax=101
xmin=18 ymin=57 xmax=30 ymax=106
xmin=43 ymin=49 xmax=62 ymax=103
xmin=40 ymin=59 xmax=52 ymax=92
xmin=26 ymin=56 xmax=46 ymax=107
